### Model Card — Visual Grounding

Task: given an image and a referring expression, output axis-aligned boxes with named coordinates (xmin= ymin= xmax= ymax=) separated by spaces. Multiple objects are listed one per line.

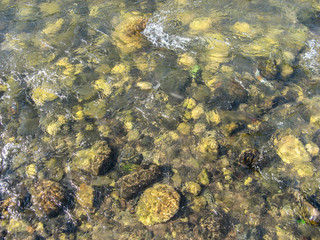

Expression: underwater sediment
xmin=1 ymin=0 xmax=320 ymax=239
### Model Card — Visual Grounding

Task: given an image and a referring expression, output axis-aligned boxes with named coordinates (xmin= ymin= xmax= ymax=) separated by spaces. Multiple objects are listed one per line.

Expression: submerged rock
xmin=190 ymin=196 xmax=207 ymax=212
xmin=197 ymin=131 xmax=219 ymax=159
xmin=76 ymin=183 xmax=94 ymax=210
xmin=197 ymin=169 xmax=210 ymax=186
xmin=183 ymin=181 xmax=201 ymax=196
xmin=83 ymin=100 xmax=108 ymax=119
xmin=258 ymin=59 xmax=279 ymax=80
xmin=118 ymin=145 xmax=143 ymax=174
xmin=208 ymin=79 xmax=248 ymax=110
xmin=112 ymin=12 xmax=149 ymax=54
xmin=294 ymin=191 xmax=320 ymax=225
xmin=72 ymin=140 xmax=112 ymax=176
xmin=239 ymin=148 xmax=260 ymax=169
xmin=274 ymin=135 xmax=314 ymax=177
xmin=6 ymin=218 xmax=32 ymax=236
xmin=198 ymin=214 xmax=221 ymax=239
xmin=42 ymin=18 xmax=64 ymax=35
xmin=30 ymin=179 xmax=65 ymax=216
xmin=31 ymin=87 xmax=58 ymax=106
xmin=177 ymin=122 xmax=191 ymax=135
xmin=118 ymin=145 xmax=142 ymax=165
xmin=116 ymin=164 xmax=161 ymax=199
xmin=136 ymin=184 xmax=180 ymax=225
xmin=300 ymin=199 xmax=320 ymax=225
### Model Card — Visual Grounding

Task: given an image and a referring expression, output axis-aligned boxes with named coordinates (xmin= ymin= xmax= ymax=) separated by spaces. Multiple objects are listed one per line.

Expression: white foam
xmin=142 ymin=11 xmax=193 ymax=51
xmin=10 ymin=68 xmax=69 ymax=100
xmin=142 ymin=0 xmax=228 ymax=53
xmin=1 ymin=142 xmax=17 ymax=161
xmin=0 ymin=142 xmax=20 ymax=174
xmin=21 ymin=69 xmax=62 ymax=88
xmin=301 ymin=38 xmax=320 ymax=74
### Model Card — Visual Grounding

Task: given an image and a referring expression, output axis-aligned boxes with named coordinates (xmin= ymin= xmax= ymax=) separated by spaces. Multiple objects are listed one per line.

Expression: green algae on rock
xmin=198 ymin=214 xmax=222 ymax=239
xmin=258 ymin=59 xmax=279 ymax=80
xmin=117 ymin=145 xmax=143 ymax=174
xmin=197 ymin=131 xmax=219 ymax=159
xmin=46 ymin=115 xmax=67 ymax=136
xmin=6 ymin=219 xmax=32 ymax=237
xmin=136 ymin=184 xmax=180 ymax=225
xmin=190 ymin=195 xmax=207 ymax=212
xmin=300 ymin=198 xmax=320 ymax=225
xmin=42 ymin=158 xmax=64 ymax=182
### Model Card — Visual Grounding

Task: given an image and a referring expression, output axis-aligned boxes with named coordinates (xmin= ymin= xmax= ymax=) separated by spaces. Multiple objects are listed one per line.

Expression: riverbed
xmin=1 ymin=0 xmax=320 ymax=239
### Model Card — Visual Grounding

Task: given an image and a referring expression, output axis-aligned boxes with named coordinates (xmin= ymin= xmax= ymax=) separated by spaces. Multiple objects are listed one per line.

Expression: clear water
xmin=1 ymin=0 xmax=320 ymax=239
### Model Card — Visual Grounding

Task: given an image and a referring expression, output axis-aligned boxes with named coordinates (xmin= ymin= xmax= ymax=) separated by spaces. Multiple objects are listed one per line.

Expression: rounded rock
xmin=258 ymin=59 xmax=278 ymax=80
xmin=136 ymin=184 xmax=180 ymax=225
xmin=184 ymin=181 xmax=201 ymax=196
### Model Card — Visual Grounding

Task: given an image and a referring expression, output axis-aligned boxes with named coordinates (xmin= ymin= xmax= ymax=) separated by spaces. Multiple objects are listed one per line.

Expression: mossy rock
xmin=72 ymin=140 xmax=112 ymax=176
xmin=136 ymin=184 xmax=180 ymax=225
xmin=30 ymin=179 xmax=65 ymax=216
xmin=184 ymin=181 xmax=201 ymax=196
xmin=116 ymin=164 xmax=161 ymax=199
xmin=239 ymin=148 xmax=260 ymax=169
xmin=197 ymin=169 xmax=210 ymax=186
xmin=112 ymin=13 xmax=149 ymax=54
xmin=258 ymin=59 xmax=279 ymax=80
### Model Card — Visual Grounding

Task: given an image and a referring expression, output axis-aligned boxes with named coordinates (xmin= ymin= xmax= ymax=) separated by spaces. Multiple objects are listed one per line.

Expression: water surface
xmin=1 ymin=0 xmax=320 ymax=239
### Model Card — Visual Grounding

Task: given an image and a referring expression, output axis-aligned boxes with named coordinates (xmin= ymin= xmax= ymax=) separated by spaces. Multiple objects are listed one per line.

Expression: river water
xmin=1 ymin=0 xmax=320 ymax=239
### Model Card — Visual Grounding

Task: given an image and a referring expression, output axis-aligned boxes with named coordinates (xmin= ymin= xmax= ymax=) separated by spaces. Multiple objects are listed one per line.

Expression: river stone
xmin=199 ymin=214 xmax=221 ymax=238
xmin=118 ymin=145 xmax=142 ymax=165
xmin=275 ymin=135 xmax=314 ymax=177
xmin=136 ymin=184 xmax=180 ymax=225
xmin=116 ymin=164 xmax=161 ymax=199
xmin=72 ymin=140 xmax=112 ymax=176
xmin=184 ymin=181 xmax=201 ymax=196
xmin=30 ymin=179 xmax=65 ymax=216
xmin=239 ymin=148 xmax=260 ymax=169
xmin=294 ymin=190 xmax=320 ymax=225
xmin=300 ymin=198 xmax=320 ymax=225
xmin=208 ymin=79 xmax=248 ymax=110
xmin=76 ymin=183 xmax=94 ymax=209
xmin=258 ymin=59 xmax=278 ymax=80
